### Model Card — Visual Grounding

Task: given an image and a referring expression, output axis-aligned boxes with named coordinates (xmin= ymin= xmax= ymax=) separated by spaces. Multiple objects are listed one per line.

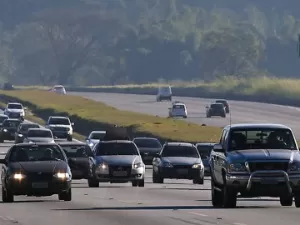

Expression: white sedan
xmin=168 ymin=103 xmax=188 ymax=118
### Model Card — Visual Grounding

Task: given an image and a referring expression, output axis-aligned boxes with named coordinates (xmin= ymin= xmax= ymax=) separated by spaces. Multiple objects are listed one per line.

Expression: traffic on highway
xmin=0 ymin=97 xmax=300 ymax=225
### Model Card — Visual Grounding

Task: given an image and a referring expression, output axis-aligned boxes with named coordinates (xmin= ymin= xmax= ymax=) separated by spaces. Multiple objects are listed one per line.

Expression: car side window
xmin=220 ymin=129 xmax=228 ymax=147
xmin=219 ymin=129 xmax=227 ymax=144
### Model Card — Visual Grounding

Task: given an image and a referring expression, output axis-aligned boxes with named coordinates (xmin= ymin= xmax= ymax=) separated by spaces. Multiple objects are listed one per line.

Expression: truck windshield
xmin=228 ymin=128 xmax=297 ymax=151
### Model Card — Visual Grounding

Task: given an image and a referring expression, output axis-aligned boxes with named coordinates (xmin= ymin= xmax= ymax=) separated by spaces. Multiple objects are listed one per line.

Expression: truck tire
xmin=152 ymin=170 xmax=164 ymax=183
xmin=211 ymin=178 xmax=223 ymax=207
xmin=280 ymin=195 xmax=293 ymax=206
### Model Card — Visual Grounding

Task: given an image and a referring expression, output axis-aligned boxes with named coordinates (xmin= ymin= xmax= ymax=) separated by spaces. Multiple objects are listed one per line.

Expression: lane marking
xmin=233 ymin=223 xmax=247 ymax=225
xmin=188 ymin=212 xmax=208 ymax=217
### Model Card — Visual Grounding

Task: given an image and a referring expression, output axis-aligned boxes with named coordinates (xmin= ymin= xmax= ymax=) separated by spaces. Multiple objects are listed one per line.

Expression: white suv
xmin=156 ymin=86 xmax=172 ymax=102
xmin=50 ymin=85 xmax=66 ymax=95
xmin=4 ymin=102 xmax=25 ymax=121
xmin=168 ymin=102 xmax=187 ymax=118
xmin=45 ymin=116 xmax=74 ymax=141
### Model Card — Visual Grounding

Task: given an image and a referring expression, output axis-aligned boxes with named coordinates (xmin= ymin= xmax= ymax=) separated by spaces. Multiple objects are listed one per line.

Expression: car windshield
xmin=3 ymin=120 xmax=20 ymax=127
xmin=0 ymin=116 xmax=7 ymax=123
xmin=229 ymin=128 xmax=297 ymax=151
xmin=49 ymin=118 xmax=70 ymax=125
xmin=9 ymin=145 xmax=65 ymax=162
xmin=20 ymin=124 xmax=40 ymax=132
xmin=211 ymin=104 xmax=223 ymax=109
xmin=196 ymin=145 xmax=213 ymax=159
xmin=7 ymin=104 xmax=22 ymax=109
xmin=134 ymin=138 xmax=162 ymax=148
xmin=216 ymin=100 xmax=227 ymax=105
xmin=161 ymin=146 xmax=199 ymax=158
xmin=90 ymin=132 xmax=106 ymax=139
xmin=54 ymin=86 xmax=64 ymax=91
xmin=96 ymin=142 xmax=139 ymax=156
xmin=173 ymin=105 xmax=184 ymax=109
xmin=27 ymin=130 xmax=52 ymax=138
xmin=60 ymin=144 xmax=92 ymax=157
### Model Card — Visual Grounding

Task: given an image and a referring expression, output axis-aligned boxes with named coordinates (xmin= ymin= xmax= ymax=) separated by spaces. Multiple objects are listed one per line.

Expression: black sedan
xmin=133 ymin=137 xmax=162 ymax=165
xmin=0 ymin=118 xmax=22 ymax=142
xmin=58 ymin=141 xmax=95 ymax=180
xmin=0 ymin=143 xmax=72 ymax=202
xmin=152 ymin=142 xmax=204 ymax=184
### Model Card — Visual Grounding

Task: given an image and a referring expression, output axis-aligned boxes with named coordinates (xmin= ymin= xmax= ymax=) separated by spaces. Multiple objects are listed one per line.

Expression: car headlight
xmin=12 ymin=173 xmax=26 ymax=180
xmin=228 ymin=163 xmax=247 ymax=172
xmin=89 ymin=142 xmax=94 ymax=147
xmin=192 ymin=163 xmax=203 ymax=169
xmin=98 ymin=162 xmax=108 ymax=170
xmin=3 ymin=129 xmax=7 ymax=132
xmin=20 ymin=111 xmax=25 ymax=116
xmin=133 ymin=162 xmax=143 ymax=169
xmin=288 ymin=162 xmax=300 ymax=172
xmin=54 ymin=172 xmax=71 ymax=180
xmin=162 ymin=162 xmax=173 ymax=168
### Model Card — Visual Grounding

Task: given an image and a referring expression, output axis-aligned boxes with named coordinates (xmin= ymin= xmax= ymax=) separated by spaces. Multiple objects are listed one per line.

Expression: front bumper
xmin=71 ymin=168 xmax=91 ymax=179
xmin=169 ymin=113 xmax=187 ymax=117
xmin=51 ymin=131 xmax=71 ymax=139
xmin=95 ymin=166 xmax=145 ymax=182
xmin=159 ymin=167 xmax=204 ymax=179
xmin=226 ymin=170 xmax=300 ymax=196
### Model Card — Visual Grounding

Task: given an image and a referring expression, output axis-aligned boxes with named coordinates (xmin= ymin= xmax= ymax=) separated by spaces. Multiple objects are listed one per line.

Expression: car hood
xmin=161 ymin=157 xmax=200 ymax=165
xmin=95 ymin=155 xmax=141 ymax=166
xmin=9 ymin=161 xmax=67 ymax=173
xmin=227 ymin=149 xmax=300 ymax=162
xmin=138 ymin=147 xmax=161 ymax=153
xmin=25 ymin=137 xmax=54 ymax=143
xmin=6 ymin=109 xmax=23 ymax=113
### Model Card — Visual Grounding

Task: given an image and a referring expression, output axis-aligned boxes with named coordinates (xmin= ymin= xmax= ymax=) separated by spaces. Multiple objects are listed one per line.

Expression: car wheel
xmin=132 ymin=181 xmax=138 ymax=187
xmin=193 ymin=178 xmax=204 ymax=184
xmin=2 ymin=187 xmax=14 ymax=203
xmin=138 ymin=179 xmax=145 ymax=187
xmin=222 ymin=184 xmax=237 ymax=208
xmin=183 ymin=116 xmax=187 ymax=118
xmin=0 ymin=138 xmax=4 ymax=143
xmin=211 ymin=178 xmax=222 ymax=207
xmin=280 ymin=195 xmax=293 ymax=206
xmin=295 ymin=194 xmax=300 ymax=207
xmin=67 ymin=135 xmax=72 ymax=142
xmin=152 ymin=170 xmax=163 ymax=183
xmin=88 ymin=179 xmax=99 ymax=188
xmin=58 ymin=188 xmax=72 ymax=201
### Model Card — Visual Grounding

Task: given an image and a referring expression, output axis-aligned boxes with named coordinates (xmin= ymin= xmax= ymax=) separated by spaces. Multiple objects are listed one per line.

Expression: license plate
xmin=177 ymin=169 xmax=188 ymax=174
xmin=112 ymin=171 xmax=128 ymax=176
xmin=32 ymin=182 xmax=48 ymax=188
xmin=261 ymin=179 xmax=278 ymax=185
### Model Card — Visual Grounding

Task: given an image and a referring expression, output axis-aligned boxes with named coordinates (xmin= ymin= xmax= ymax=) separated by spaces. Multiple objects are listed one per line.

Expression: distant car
xmin=195 ymin=142 xmax=215 ymax=176
xmin=215 ymin=99 xmax=230 ymax=113
xmin=152 ymin=142 xmax=204 ymax=184
xmin=45 ymin=116 xmax=74 ymax=141
xmin=85 ymin=131 xmax=106 ymax=148
xmin=0 ymin=143 xmax=72 ymax=202
xmin=133 ymin=137 xmax=162 ymax=165
xmin=89 ymin=140 xmax=145 ymax=187
xmin=4 ymin=102 xmax=25 ymax=121
xmin=58 ymin=142 xmax=95 ymax=181
xmin=2 ymin=82 xmax=14 ymax=90
xmin=206 ymin=103 xmax=226 ymax=118
xmin=23 ymin=128 xmax=55 ymax=143
xmin=15 ymin=123 xmax=40 ymax=143
xmin=50 ymin=85 xmax=66 ymax=95
xmin=0 ymin=118 xmax=22 ymax=143
xmin=0 ymin=114 xmax=8 ymax=126
xmin=168 ymin=102 xmax=187 ymax=118
xmin=156 ymin=86 xmax=172 ymax=102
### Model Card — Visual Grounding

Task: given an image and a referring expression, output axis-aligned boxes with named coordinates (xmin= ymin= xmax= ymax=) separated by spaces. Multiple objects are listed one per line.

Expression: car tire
xmin=0 ymin=138 xmax=4 ymax=143
xmin=2 ymin=187 xmax=14 ymax=203
xmin=295 ymin=194 xmax=300 ymax=207
xmin=132 ymin=181 xmax=138 ymax=187
xmin=280 ymin=195 xmax=293 ymax=206
xmin=183 ymin=116 xmax=187 ymax=118
xmin=138 ymin=179 xmax=145 ymax=187
xmin=58 ymin=188 xmax=72 ymax=201
xmin=152 ymin=170 xmax=164 ymax=183
xmin=157 ymin=98 xmax=161 ymax=102
xmin=88 ymin=178 xmax=99 ymax=187
xmin=222 ymin=185 xmax=237 ymax=208
xmin=67 ymin=135 xmax=72 ymax=142
xmin=193 ymin=178 xmax=204 ymax=184
xmin=211 ymin=178 xmax=222 ymax=207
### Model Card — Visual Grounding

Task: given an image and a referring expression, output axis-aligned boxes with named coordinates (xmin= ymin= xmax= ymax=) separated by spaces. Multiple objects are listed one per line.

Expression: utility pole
xmin=298 ymin=34 xmax=300 ymax=57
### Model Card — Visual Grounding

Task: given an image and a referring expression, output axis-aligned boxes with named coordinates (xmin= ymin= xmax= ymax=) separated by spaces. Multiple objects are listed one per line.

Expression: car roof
xmin=133 ymin=137 xmax=159 ymax=140
xmin=225 ymin=123 xmax=291 ymax=130
xmin=20 ymin=122 xmax=39 ymax=126
xmin=196 ymin=142 xmax=216 ymax=146
xmin=164 ymin=142 xmax=194 ymax=147
xmin=7 ymin=102 xmax=21 ymax=105
xmin=100 ymin=140 xmax=133 ymax=144
xmin=91 ymin=131 xmax=106 ymax=134
xmin=49 ymin=116 xmax=69 ymax=119
xmin=57 ymin=141 xmax=86 ymax=146
xmin=5 ymin=118 xmax=21 ymax=121
xmin=54 ymin=85 xmax=64 ymax=87
xmin=28 ymin=128 xmax=50 ymax=131
xmin=216 ymin=99 xmax=227 ymax=102
xmin=14 ymin=143 xmax=60 ymax=147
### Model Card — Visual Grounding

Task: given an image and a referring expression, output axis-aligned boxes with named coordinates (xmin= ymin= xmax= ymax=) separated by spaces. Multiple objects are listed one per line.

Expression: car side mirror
xmin=213 ymin=144 xmax=225 ymax=153
xmin=0 ymin=159 xmax=6 ymax=164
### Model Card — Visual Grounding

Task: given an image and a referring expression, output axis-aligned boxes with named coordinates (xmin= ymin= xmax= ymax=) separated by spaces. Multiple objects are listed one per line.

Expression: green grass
xmin=0 ymin=90 xmax=222 ymax=142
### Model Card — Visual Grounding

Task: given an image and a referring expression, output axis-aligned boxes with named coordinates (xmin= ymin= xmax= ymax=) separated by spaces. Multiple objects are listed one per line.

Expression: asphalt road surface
xmin=69 ymin=92 xmax=300 ymax=138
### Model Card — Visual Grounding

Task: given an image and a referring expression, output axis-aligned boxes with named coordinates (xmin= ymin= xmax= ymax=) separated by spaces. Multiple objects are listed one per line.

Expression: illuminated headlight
xmin=20 ymin=111 xmax=25 ymax=116
xmin=89 ymin=142 xmax=94 ymax=147
xmin=54 ymin=172 xmax=71 ymax=180
xmin=192 ymin=163 xmax=203 ymax=169
xmin=12 ymin=173 xmax=26 ymax=180
xmin=162 ymin=162 xmax=173 ymax=168
xmin=133 ymin=162 xmax=143 ymax=169
xmin=288 ymin=162 xmax=300 ymax=172
xmin=3 ymin=129 xmax=7 ymax=132
xmin=98 ymin=163 xmax=108 ymax=170
xmin=228 ymin=163 xmax=247 ymax=172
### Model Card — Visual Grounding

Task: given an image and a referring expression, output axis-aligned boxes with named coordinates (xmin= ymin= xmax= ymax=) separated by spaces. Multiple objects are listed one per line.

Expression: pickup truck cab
xmin=210 ymin=123 xmax=300 ymax=208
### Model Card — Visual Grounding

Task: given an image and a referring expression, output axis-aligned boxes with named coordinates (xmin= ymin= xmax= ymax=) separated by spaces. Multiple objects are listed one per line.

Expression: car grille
xmin=9 ymin=112 xmax=20 ymax=117
xmin=109 ymin=165 xmax=132 ymax=177
xmin=248 ymin=162 xmax=288 ymax=172
xmin=26 ymin=172 xmax=54 ymax=182
xmin=172 ymin=165 xmax=191 ymax=169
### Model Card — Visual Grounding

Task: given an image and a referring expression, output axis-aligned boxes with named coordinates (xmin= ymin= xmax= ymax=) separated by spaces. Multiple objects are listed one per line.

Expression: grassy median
xmin=0 ymin=90 xmax=222 ymax=142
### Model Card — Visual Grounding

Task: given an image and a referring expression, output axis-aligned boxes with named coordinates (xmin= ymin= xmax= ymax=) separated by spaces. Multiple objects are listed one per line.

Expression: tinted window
xmin=49 ymin=118 xmax=70 ymax=125
xmin=28 ymin=130 xmax=52 ymax=138
xmin=96 ymin=142 xmax=139 ymax=156
xmin=3 ymin=120 xmax=20 ymax=127
xmin=60 ymin=144 xmax=92 ymax=157
xmin=90 ymin=132 xmax=106 ymax=139
xmin=196 ymin=145 xmax=213 ymax=158
xmin=229 ymin=128 xmax=297 ymax=151
xmin=173 ymin=105 xmax=184 ymax=109
xmin=0 ymin=116 xmax=7 ymax=123
xmin=9 ymin=145 xmax=65 ymax=162
xmin=161 ymin=146 xmax=199 ymax=158
xmin=20 ymin=124 xmax=40 ymax=132
xmin=7 ymin=104 xmax=22 ymax=109
xmin=211 ymin=104 xmax=223 ymax=109
xmin=134 ymin=138 xmax=162 ymax=148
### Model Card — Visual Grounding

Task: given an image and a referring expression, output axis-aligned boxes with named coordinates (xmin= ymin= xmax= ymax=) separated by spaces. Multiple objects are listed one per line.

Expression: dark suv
xmin=206 ymin=103 xmax=226 ymax=118
xmin=215 ymin=99 xmax=230 ymax=113
xmin=210 ymin=123 xmax=300 ymax=208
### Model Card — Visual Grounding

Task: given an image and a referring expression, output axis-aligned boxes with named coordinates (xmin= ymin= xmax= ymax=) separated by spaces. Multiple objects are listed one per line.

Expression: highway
xmin=0 ymin=92 xmax=300 ymax=225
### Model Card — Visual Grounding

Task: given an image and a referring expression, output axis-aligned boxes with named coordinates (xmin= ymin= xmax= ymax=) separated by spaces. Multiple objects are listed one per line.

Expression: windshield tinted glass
xmin=90 ymin=132 xmax=106 ymax=139
xmin=196 ymin=145 xmax=213 ymax=158
xmin=96 ymin=142 xmax=138 ymax=156
xmin=20 ymin=124 xmax=39 ymax=132
xmin=134 ymin=138 xmax=162 ymax=148
xmin=9 ymin=145 xmax=65 ymax=162
xmin=161 ymin=146 xmax=199 ymax=157
xmin=3 ymin=120 xmax=20 ymax=127
xmin=28 ymin=130 xmax=52 ymax=138
xmin=8 ymin=104 xmax=22 ymax=109
xmin=211 ymin=104 xmax=223 ymax=109
xmin=0 ymin=116 xmax=7 ymax=123
xmin=229 ymin=128 xmax=297 ymax=150
xmin=173 ymin=105 xmax=184 ymax=109
xmin=49 ymin=118 xmax=70 ymax=125
xmin=60 ymin=145 xmax=92 ymax=157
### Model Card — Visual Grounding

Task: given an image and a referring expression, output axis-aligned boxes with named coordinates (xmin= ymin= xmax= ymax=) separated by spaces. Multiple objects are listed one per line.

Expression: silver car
xmin=23 ymin=128 xmax=55 ymax=143
xmin=89 ymin=140 xmax=145 ymax=187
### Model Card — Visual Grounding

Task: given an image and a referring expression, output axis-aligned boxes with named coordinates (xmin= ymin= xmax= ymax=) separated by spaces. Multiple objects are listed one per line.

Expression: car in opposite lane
xmin=85 ymin=130 xmax=106 ymax=148
xmin=156 ymin=86 xmax=172 ymax=102
xmin=4 ymin=102 xmax=25 ymax=121
xmin=58 ymin=141 xmax=95 ymax=181
xmin=15 ymin=122 xmax=41 ymax=143
xmin=0 ymin=118 xmax=22 ymax=143
xmin=23 ymin=128 xmax=55 ymax=143
xmin=0 ymin=143 xmax=72 ymax=202
xmin=0 ymin=114 xmax=8 ymax=126
xmin=49 ymin=85 xmax=67 ymax=95
xmin=152 ymin=142 xmax=204 ymax=184
xmin=89 ymin=140 xmax=145 ymax=187
xmin=133 ymin=137 xmax=162 ymax=165
xmin=215 ymin=99 xmax=230 ymax=113
xmin=195 ymin=142 xmax=215 ymax=176
xmin=168 ymin=102 xmax=188 ymax=118
xmin=206 ymin=103 xmax=226 ymax=118
xmin=45 ymin=116 xmax=74 ymax=141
